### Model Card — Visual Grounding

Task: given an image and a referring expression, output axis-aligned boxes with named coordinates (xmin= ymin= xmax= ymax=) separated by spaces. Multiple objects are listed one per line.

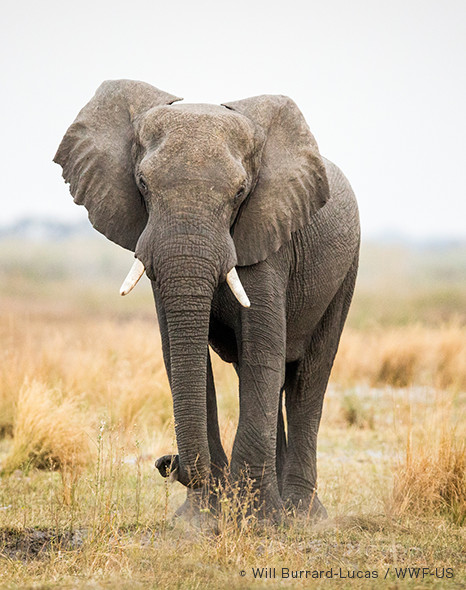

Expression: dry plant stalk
xmin=2 ymin=378 xmax=93 ymax=504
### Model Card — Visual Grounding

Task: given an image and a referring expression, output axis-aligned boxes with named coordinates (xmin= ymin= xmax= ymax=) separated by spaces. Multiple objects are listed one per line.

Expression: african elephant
xmin=54 ymin=80 xmax=360 ymax=520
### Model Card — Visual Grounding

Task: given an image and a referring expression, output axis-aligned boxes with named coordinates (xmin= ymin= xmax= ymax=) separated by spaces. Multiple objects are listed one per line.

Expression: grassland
xmin=0 ymin=235 xmax=465 ymax=588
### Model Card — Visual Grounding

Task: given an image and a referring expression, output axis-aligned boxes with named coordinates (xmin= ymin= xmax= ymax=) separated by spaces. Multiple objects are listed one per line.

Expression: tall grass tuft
xmin=1 ymin=379 xmax=92 ymax=503
xmin=389 ymin=399 xmax=466 ymax=525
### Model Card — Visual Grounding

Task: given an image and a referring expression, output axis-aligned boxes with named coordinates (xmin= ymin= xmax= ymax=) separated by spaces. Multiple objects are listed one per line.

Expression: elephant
xmin=54 ymin=79 xmax=360 ymax=521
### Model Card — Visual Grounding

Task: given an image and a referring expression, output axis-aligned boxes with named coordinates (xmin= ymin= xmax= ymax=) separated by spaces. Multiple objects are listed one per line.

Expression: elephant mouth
xmin=119 ymin=257 xmax=251 ymax=308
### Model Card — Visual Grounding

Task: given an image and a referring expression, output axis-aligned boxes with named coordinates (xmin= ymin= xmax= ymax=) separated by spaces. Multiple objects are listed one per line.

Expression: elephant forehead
xmin=140 ymin=141 xmax=246 ymax=190
xmin=139 ymin=104 xmax=255 ymax=147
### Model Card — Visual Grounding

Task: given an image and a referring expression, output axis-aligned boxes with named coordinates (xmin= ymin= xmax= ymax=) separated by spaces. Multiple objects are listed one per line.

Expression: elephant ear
xmin=223 ymin=95 xmax=329 ymax=266
xmin=54 ymin=80 xmax=182 ymax=251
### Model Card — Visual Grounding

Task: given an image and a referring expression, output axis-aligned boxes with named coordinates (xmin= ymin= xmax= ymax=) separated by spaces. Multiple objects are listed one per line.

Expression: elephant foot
xmin=263 ymin=499 xmax=287 ymax=525
xmin=284 ymin=493 xmax=328 ymax=521
xmin=230 ymin=472 xmax=285 ymax=525
xmin=155 ymin=456 xmax=220 ymax=530
xmin=155 ymin=456 xmax=287 ymax=525
xmin=174 ymin=489 xmax=219 ymax=532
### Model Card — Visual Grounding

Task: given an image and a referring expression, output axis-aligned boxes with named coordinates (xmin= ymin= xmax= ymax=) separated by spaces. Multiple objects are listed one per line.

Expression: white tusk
xmin=226 ymin=267 xmax=251 ymax=308
xmin=120 ymin=259 xmax=146 ymax=296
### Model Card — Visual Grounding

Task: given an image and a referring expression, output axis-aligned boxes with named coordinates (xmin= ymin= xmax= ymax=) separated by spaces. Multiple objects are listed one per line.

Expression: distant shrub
xmin=340 ymin=391 xmax=374 ymax=429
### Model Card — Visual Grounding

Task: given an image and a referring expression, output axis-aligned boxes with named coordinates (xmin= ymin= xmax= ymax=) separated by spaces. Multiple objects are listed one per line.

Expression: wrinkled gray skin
xmin=54 ymin=80 xmax=360 ymax=521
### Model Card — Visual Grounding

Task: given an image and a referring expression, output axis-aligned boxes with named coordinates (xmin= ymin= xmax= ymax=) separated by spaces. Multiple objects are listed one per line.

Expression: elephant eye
xmin=234 ymin=187 xmax=245 ymax=201
xmin=138 ymin=176 xmax=148 ymax=192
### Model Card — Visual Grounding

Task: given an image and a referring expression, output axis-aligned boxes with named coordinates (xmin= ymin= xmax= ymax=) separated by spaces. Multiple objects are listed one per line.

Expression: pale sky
xmin=1 ymin=0 xmax=465 ymax=239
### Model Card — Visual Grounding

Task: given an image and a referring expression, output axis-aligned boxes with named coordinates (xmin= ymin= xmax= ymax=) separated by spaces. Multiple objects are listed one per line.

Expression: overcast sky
xmin=1 ymin=0 xmax=465 ymax=240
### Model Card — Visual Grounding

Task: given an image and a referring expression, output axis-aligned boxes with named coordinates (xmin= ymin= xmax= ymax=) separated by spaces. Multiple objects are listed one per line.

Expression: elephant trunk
xmin=164 ymin=293 xmax=212 ymax=487
xmin=148 ymin=234 xmax=228 ymax=487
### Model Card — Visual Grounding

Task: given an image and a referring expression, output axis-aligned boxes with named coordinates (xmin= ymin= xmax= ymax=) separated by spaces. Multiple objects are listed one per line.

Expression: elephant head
xmin=54 ymin=79 xmax=329 ymax=487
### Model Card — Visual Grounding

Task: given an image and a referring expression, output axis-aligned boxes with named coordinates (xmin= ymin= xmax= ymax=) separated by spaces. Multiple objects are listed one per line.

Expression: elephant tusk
xmin=120 ymin=259 xmax=146 ymax=296
xmin=226 ymin=267 xmax=251 ymax=308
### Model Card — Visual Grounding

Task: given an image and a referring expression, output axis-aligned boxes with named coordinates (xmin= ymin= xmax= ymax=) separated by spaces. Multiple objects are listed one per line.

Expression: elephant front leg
xmin=230 ymin=269 xmax=287 ymax=520
xmin=231 ymin=369 xmax=284 ymax=519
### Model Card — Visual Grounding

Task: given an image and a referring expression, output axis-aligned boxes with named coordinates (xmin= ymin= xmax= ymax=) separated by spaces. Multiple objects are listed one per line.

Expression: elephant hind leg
xmin=281 ymin=256 xmax=358 ymax=518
